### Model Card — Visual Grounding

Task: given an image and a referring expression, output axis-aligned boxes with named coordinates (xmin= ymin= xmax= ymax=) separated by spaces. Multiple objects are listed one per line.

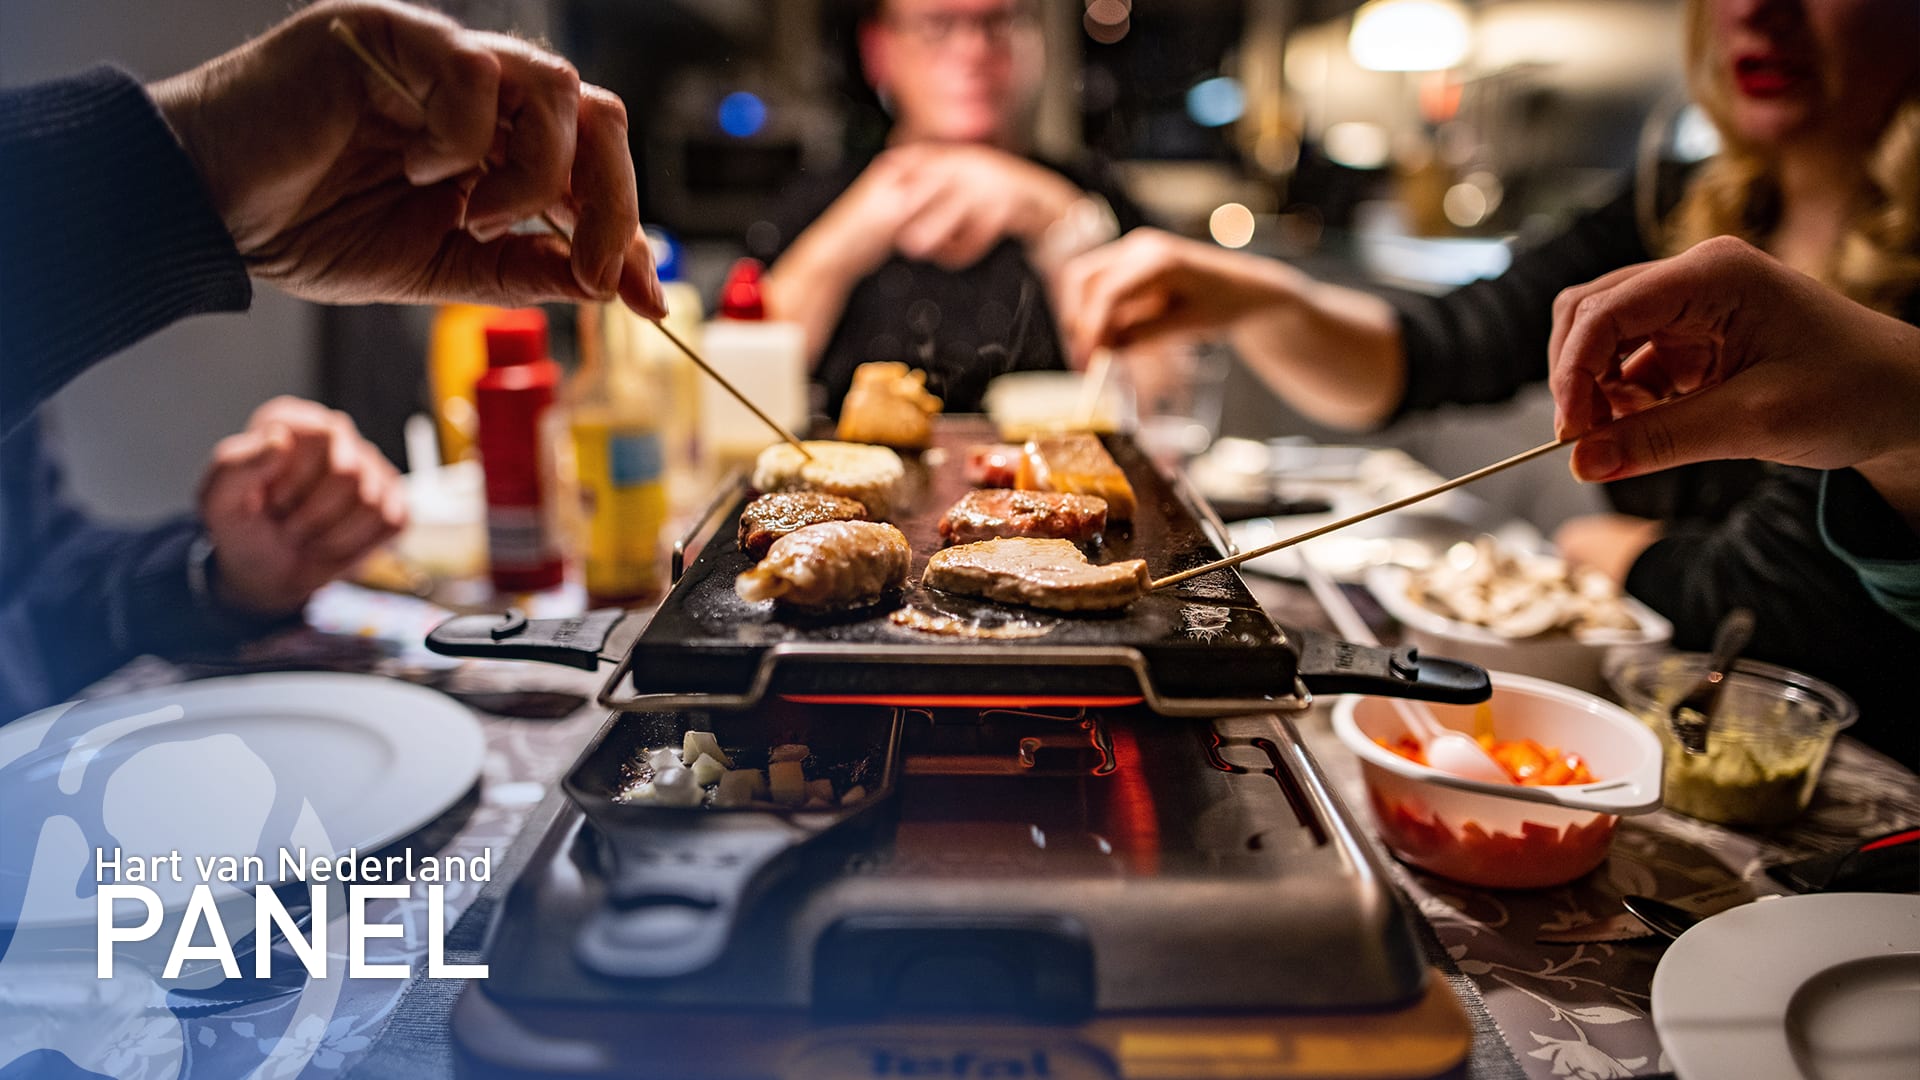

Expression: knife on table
xmin=1537 ymin=827 xmax=1919 ymax=944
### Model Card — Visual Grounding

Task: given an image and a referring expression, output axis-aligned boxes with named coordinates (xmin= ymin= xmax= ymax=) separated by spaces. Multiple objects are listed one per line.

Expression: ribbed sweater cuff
xmin=115 ymin=519 xmax=293 ymax=659
xmin=0 ymin=66 xmax=250 ymax=432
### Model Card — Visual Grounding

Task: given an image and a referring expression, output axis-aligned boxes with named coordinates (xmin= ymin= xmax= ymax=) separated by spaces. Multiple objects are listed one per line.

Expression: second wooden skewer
xmin=328 ymin=17 xmax=812 ymax=462
xmin=1150 ymin=434 xmax=1577 ymax=591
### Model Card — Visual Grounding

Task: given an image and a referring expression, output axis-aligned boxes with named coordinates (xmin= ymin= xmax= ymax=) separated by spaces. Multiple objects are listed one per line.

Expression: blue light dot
xmin=718 ymin=91 xmax=767 ymax=138
xmin=1186 ymin=77 xmax=1245 ymax=128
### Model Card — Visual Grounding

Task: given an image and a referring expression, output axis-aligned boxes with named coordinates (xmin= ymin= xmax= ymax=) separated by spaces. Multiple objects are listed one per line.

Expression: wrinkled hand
xmin=148 ymin=0 xmax=663 ymax=316
xmin=1549 ymin=236 xmax=1920 ymax=484
xmin=1056 ymin=228 xmax=1298 ymax=364
xmin=198 ymin=397 xmax=407 ymax=617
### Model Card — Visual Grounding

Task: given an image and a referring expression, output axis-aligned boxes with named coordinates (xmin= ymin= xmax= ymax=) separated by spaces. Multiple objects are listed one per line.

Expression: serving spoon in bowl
xmin=1301 ymin=556 xmax=1511 ymax=784
xmin=1667 ymin=607 xmax=1756 ymax=756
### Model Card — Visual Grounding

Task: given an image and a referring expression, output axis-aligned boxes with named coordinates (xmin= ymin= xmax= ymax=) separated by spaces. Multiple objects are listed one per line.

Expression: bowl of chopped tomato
xmin=1333 ymin=672 xmax=1664 ymax=889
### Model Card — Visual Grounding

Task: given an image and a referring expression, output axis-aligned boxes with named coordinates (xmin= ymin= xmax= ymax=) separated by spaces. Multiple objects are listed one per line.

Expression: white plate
xmin=0 ymin=673 xmax=486 ymax=931
xmin=1652 ymin=893 xmax=1920 ymax=1080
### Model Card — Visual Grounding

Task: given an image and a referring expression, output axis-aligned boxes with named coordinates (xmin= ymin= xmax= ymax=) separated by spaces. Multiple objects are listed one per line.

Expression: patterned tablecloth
xmin=10 ymin=579 xmax=1917 ymax=1080
xmin=1250 ymin=574 xmax=1920 ymax=1080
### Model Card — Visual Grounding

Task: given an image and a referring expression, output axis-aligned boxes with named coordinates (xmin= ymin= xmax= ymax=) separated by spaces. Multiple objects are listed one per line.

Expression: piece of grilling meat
xmin=922 ymin=537 xmax=1148 ymax=612
xmin=736 ymin=521 xmax=911 ymax=610
xmin=1017 ymin=433 xmax=1136 ymax=521
xmin=937 ymin=489 xmax=1108 ymax=546
xmin=738 ymin=492 xmax=870 ymax=557
xmin=963 ymin=443 xmax=1023 ymax=488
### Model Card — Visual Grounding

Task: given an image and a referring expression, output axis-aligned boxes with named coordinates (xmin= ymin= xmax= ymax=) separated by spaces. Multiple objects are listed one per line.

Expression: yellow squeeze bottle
xmin=571 ymin=305 xmax=670 ymax=604
xmin=427 ymin=303 xmax=498 ymax=463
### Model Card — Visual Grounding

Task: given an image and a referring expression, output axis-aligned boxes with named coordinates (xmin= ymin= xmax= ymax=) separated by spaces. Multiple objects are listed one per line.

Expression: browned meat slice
xmin=963 ymin=443 xmax=1023 ymax=488
xmin=922 ymin=537 xmax=1148 ymax=612
xmin=738 ymin=491 xmax=870 ymax=557
xmin=938 ymin=489 xmax=1109 ymax=546
xmin=736 ymin=521 xmax=911 ymax=610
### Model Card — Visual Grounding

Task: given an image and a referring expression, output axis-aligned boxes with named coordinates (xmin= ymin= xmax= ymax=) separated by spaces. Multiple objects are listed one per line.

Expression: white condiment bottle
xmin=697 ymin=258 xmax=809 ymax=480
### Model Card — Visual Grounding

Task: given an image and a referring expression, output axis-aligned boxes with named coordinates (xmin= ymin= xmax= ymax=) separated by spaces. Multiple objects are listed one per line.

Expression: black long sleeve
xmin=0 ymin=66 xmax=250 ymax=434
xmin=1391 ymin=182 xmax=1652 ymax=417
xmin=0 ymin=67 xmax=266 ymax=720
xmin=0 ymin=418 xmax=284 ymax=720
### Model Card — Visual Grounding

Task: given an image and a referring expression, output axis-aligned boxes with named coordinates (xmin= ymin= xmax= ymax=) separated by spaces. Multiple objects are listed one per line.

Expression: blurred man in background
xmin=761 ymin=0 xmax=1144 ymax=414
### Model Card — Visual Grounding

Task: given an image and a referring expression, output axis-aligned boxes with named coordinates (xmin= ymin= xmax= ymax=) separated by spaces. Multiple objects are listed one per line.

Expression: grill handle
xmin=425 ymin=608 xmax=637 ymax=670
xmin=577 ymin=822 xmax=802 ymax=979
xmin=1289 ymin=625 xmax=1490 ymax=705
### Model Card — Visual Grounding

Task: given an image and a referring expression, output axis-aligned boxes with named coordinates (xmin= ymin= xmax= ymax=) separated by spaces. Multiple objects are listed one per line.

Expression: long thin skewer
xmin=1072 ymin=348 xmax=1114 ymax=430
xmin=647 ymin=319 xmax=812 ymax=460
xmin=1150 ymin=435 xmax=1574 ymax=591
xmin=329 ymin=17 xmax=812 ymax=461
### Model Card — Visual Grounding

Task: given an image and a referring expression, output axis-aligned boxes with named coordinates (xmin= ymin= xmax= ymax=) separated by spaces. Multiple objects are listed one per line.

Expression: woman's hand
xmin=1549 ymin=236 xmax=1920 ymax=485
xmin=148 ymin=0 xmax=664 ymax=316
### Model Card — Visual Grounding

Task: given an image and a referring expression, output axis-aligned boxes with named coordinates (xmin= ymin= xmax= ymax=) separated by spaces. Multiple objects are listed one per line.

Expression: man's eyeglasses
xmin=886 ymin=6 xmax=1035 ymax=47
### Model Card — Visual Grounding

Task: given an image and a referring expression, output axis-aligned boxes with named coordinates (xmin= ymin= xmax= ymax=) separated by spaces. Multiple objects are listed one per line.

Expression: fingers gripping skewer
xmin=329 ymin=18 xmax=813 ymax=461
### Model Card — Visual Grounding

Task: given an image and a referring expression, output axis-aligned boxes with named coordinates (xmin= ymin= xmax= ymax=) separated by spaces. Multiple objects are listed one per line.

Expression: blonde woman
xmin=1057 ymin=0 xmax=1919 ymax=762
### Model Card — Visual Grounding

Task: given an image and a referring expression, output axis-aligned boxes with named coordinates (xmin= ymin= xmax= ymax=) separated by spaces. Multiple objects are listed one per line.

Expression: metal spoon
xmin=1667 ymin=608 xmax=1755 ymax=756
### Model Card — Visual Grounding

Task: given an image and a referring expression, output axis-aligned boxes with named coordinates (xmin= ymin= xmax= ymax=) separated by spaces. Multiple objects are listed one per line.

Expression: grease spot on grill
xmin=1177 ymin=570 xmax=1237 ymax=599
xmin=1182 ymin=604 xmax=1232 ymax=642
xmin=891 ymin=602 xmax=1055 ymax=639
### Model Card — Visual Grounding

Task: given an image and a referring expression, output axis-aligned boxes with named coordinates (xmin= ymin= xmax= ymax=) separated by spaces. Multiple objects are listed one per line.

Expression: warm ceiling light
xmin=1348 ymin=0 xmax=1471 ymax=72
xmin=1209 ymin=203 xmax=1256 ymax=249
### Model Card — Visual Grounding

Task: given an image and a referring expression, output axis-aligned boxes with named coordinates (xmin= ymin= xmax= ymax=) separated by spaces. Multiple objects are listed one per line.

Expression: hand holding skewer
xmin=328 ymin=17 xmax=811 ymax=461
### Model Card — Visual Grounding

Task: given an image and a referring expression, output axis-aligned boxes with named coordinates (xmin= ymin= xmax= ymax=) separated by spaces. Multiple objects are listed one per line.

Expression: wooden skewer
xmin=1072 ymin=348 xmax=1114 ymax=430
xmin=329 ymin=17 xmax=812 ymax=462
xmin=1150 ymin=434 xmax=1576 ymax=591
xmin=646 ymin=320 xmax=812 ymax=460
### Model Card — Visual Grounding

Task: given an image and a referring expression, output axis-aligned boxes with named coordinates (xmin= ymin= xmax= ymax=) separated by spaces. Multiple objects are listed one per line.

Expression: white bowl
xmin=1333 ymin=672 xmax=1664 ymax=888
xmin=1366 ymin=564 xmax=1671 ymax=696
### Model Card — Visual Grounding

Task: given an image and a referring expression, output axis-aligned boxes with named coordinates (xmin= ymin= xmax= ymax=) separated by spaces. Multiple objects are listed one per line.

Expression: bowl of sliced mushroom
xmin=1366 ymin=537 xmax=1671 ymax=695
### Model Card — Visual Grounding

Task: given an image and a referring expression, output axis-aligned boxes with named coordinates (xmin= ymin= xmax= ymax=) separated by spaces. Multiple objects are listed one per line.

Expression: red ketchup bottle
xmin=476 ymin=309 xmax=566 ymax=593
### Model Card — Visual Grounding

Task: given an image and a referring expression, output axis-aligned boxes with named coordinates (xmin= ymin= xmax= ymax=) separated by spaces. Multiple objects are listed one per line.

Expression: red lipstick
xmin=1733 ymin=54 xmax=1807 ymax=98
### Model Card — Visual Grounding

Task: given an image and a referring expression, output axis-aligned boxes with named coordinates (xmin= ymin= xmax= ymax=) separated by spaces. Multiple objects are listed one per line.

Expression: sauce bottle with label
xmin=571 ymin=302 xmax=669 ymax=604
xmin=476 ymin=309 xmax=566 ymax=594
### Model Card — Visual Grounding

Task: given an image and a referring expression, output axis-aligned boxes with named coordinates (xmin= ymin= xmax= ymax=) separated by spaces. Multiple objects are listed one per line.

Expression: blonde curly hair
xmin=1661 ymin=0 xmax=1920 ymax=314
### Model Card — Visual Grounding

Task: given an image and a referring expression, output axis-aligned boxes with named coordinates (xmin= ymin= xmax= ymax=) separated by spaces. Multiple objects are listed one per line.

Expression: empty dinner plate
xmin=0 ymin=673 xmax=486 ymax=932
xmin=1651 ymin=893 xmax=1920 ymax=1080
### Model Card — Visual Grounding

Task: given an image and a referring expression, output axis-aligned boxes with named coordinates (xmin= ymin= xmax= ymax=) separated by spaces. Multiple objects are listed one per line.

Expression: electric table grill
xmin=430 ymin=420 xmax=1485 ymax=1078
xmin=428 ymin=419 xmax=1487 ymax=714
